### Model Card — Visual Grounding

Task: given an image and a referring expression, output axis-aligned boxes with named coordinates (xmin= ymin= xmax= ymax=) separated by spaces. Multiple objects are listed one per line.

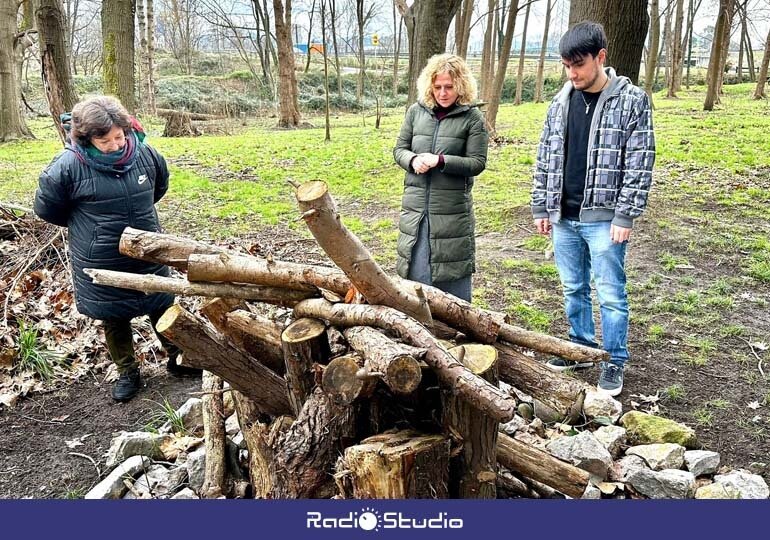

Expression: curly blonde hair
xmin=416 ymin=53 xmax=478 ymax=108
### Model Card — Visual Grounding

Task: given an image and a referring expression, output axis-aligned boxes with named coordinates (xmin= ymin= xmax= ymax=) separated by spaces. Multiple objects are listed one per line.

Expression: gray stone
xmin=580 ymin=483 xmax=602 ymax=499
xmin=684 ymin=450 xmax=721 ymax=477
xmin=160 ymin=398 xmax=203 ymax=435
xmin=186 ymin=446 xmax=207 ymax=493
xmin=626 ymin=443 xmax=686 ymax=471
xmin=500 ymin=415 xmax=527 ymax=436
xmin=105 ymin=431 xmax=172 ymax=469
xmin=713 ymin=470 xmax=770 ymax=499
xmin=695 ymin=482 xmax=741 ymax=499
xmin=225 ymin=413 xmax=240 ymax=436
xmin=609 ymin=454 xmax=649 ymax=482
xmin=85 ymin=455 xmax=150 ymax=499
xmin=593 ymin=425 xmax=627 ymax=457
xmin=583 ymin=390 xmax=623 ymax=423
xmin=619 ymin=411 xmax=698 ymax=448
xmin=546 ymin=431 xmax=613 ymax=479
xmin=171 ymin=487 xmax=200 ymax=500
xmin=628 ymin=469 xmax=696 ymax=499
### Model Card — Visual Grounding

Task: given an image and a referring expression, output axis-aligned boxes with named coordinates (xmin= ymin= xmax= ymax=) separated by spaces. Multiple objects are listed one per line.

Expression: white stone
xmin=500 ymin=415 xmax=527 ymax=436
xmin=609 ymin=454 xmax=649 ymax=482
xmin=695 ymin=483 xmax=741 ymax=499
xmin=171 ymin=487 xmax=199 ymax=500
xmin=594 ymin=425 xmax=627 ymax=457
xmin=85 ymin=455 xmax=150 ymax=499
xmin=186 ymin=446 xmax=207 ymax=493
xmin=225 ymin=413 xmax=241 ymax=436
xmin=713 ymin=470 xmax=770 ymax=499
xmin=105 ymin=431 xmax=172 ymax=469
xmin=160 ymin=398 xmax=203 ymax=435
xmin=546 ymin=431 xmax=613 ymax=479
xmin=684 ymin=450 xmax=721 ymax=477
xmin=583 ymin=390 xmax=623 ymax=423
xmin=626 ymin=443 xmax=685 ymax=471
xmin=628 ymin=469 xmax=696 ymax=499
xmin=581 ymin=483 xmax=602 ymax=499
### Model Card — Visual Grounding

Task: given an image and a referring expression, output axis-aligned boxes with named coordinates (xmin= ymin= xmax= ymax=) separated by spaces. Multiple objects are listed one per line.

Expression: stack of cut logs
xmin=86 ymin=181 xmax=609 ymax=499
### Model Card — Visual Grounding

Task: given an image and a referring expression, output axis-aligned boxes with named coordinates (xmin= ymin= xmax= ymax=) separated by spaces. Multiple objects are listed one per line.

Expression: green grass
xmin=15 ymin=320 xmax=65 ymax=381
xmin=647 ymin=323 xmax=666 ymax=345
xmin=662 ymin=383 xmax=685 ymax=402
xmin=143 ymin=397 xmax=187 ymax=435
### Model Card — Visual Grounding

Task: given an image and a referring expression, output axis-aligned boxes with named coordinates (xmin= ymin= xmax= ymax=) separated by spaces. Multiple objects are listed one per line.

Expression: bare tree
xmin=513 ymin=0 xmax=532 ymax=105
xmin=685 ymin=0 xmax=704 ymax=88
xmin=667 ymin=0 xmax=685 ymax=96
xmin=486 ymin=0 xmax=519 ymax=133
xmin=0 ymin=0 xmax=34 ymax=141
xmin=396 ymin=0 xmax=463 ymax=105
xmin=330 ymin=0 xmax=342 ymax=96
xmin=392 ymin=0 xmax=402 ymax=95
xmin=35 ymin=0 xmax=79 ymax=142
xmin=304 ymin=0 xmax=316 ymax=73
xmin=479 ymin=0 xmax=496 ymax=100
xmin=320 ymin=0 xmax=330 ymax=140
xmin=102 ymin=0 xmax=136 ymax=112
xmin=454 ymin=0 xmax=474 ymax=58
xmin=754 ymin=25 xmax=770 ymax=98
xmin=704 ymin=0 xmax=734 ymax=110
xmin=645 ymin=0 xmax=660 ymax=98
xmin=568 ymin=0 xmax=650 ymax=84
xmin=534 ymin=0 xmax=553 ymax=103
xmin=273 ymin=0 xmax=301 ymax=127
xmin=158 ymin=0 xmax=203 ymax=75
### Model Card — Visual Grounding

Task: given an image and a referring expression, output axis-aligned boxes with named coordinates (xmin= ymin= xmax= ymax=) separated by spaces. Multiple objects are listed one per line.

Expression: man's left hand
xmin=610 ymin=224 xmax=632 ymax=243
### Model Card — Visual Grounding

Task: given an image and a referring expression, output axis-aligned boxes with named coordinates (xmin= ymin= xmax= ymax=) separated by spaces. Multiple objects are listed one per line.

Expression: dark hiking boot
xmin=545 ymin=357 xmax=593 ymax=372
xmin=111 ymin=369 xmax=143 ymax=402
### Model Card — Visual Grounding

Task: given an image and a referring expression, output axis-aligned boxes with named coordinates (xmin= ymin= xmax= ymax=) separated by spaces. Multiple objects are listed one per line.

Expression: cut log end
xmin=449 ymin=344 xmax=498 ymax=375
xmin=155 ymin=304 xmax=184 ymax=334
xmin=386 ymin=355 xmax=423 ymax=394
xmin=296 ymin=180 xmax=328 ymax=203
xmin=322 ymin=354 xmax=372 ymax=404
xmin=282 ymin=318 xmax=327 ymax=343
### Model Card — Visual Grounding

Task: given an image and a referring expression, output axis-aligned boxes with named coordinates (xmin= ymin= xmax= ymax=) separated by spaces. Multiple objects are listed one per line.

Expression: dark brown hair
xmin=70 ymin=96 xmax=131 ymax=145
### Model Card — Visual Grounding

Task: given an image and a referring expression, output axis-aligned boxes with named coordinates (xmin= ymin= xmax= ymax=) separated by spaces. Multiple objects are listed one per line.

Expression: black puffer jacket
xmin=34 ymin=144 xmax=174 ymax=321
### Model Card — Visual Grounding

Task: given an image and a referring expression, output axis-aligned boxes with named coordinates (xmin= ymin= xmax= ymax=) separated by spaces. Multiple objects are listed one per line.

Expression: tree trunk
xmin=281 ymin=317 xmax=330 ymax=415
xmin=162 ymin=111 xmax=200 ymax=137
xmin=145 ymin=0 xmax=157 ymax=113
xmin=715 ymin=1 xmax=735 ymax=98
xmin=534 ymin=0 xmax=553 ymax=103
xmin=479 ymin=0 xmax=496 ymax=101
xmin=396 ymin=0 xmax=463 ymax=105
xmin=343 ymin=326 xmax=424 ymax=394
xmin=485 ymin=0 xmax=519 ymax=134
xmin=568 ymin=0 xmax=649 ymax=84
xmin=443 ymin=344 xmax=499 ymax=498
xmin=102 ymin=0 xmax=136 ymax=112
xmin=356 ymin=0 xmax=364 ymax=104
xmin=392 ymin=5 xmax=402 ymax=95
xmin=667 ymin=0 xmax=685 ymax=96
xmin=293 ymin=298 xmax=518 ymax=422
xmin=329 ymin=0 xmax=342 ymax=97
xmin=455 ymin=0 xmax=474 ymax=58
xmin=156 ymin=305 xmax=292 ymax=416
xmin=513 ymin=0 xmax=531 ymax=105
xmin=273 ymin=0 xmax=301 ymax=127
xmin=704 ymin=0 xmax=732 ymax=110
xmin=645 ymin=0 xmax=660 ymax=98
xmin=0 ymin=0 xmax=33 ymax=142
xmin=294 ymin=180 xmax=432 ymax=324
xmin=497 ymin=432 xmax=590 ymax=498
xmin=201 ymin=371 xmax=227 ymax=498
xmin=336 ymin=430 xmax=450 ymax=498
xmin=754 ymin=27 xmax=770 ymax=99
xmin=320 ymin=0 xmax=331 ymax=141
xmin=736 ymin=1 xmax=746 ymax=81
xmin=304 ymin=0 xmax=317 ymax=73
xmin=34 ymin=0 xmax=79 ymax=144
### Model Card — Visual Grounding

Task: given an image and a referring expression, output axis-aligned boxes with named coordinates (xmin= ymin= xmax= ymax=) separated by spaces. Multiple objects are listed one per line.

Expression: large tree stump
xmin=496 ymin=432 xmax=590 ymax=499
xmin=443 ymin=344 xmax=499 ymax=499
xmin=156 ymin=305 xmax=291 ymax=416
xmin=162 ymin=110 xmax=200 ymax=137
xmin=281 ymin=318 xmax=330 ymax=416
xmin=295 ymin=180 xmax=432 ymax=324
xmin=343 ymin=326 xmax=423 ymax=395
xmin=336 ymin=430 xmax=451 ymax=498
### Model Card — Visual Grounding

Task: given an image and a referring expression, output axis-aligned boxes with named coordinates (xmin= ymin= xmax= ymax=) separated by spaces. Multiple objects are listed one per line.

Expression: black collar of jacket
xmin=418 ymin=101 xmax=474 ymax=118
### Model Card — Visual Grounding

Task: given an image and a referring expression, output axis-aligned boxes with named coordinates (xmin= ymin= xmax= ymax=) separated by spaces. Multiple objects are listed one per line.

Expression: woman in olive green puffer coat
xmin=393 ymin=53 xmax=488 ymax=302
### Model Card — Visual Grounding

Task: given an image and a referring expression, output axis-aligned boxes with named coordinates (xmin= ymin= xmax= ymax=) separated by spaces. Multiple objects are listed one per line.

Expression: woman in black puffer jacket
xmin=34 ymin=96 xmax=198 ymax=402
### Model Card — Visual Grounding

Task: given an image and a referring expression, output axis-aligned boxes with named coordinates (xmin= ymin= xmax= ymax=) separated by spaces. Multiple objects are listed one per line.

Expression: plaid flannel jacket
xmin=531 ymin=68 xmax=656 ymax=228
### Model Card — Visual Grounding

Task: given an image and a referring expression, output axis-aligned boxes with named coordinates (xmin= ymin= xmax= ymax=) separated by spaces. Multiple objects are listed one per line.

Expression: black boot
xmin=111 ymin=368 xmax=143 ymax=402
xmin=166 ymin=354 xmax=202 ymax=377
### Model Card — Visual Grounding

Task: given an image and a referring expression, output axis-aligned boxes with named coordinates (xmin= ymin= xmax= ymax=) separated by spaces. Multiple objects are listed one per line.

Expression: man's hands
xmin=610 ymin=224 xmax=631 ymax=243
xmin=412 ymin=153 xmax=440 ymax=174
xmin=535 ymin=217 xmax=551 ymax=235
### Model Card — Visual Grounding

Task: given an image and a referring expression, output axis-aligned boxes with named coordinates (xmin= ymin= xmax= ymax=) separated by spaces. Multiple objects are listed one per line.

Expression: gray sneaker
xmin=597 ymin=362 xmax=624 ymax=396
xmin=545 ymin=357 xmax=594 ymax=372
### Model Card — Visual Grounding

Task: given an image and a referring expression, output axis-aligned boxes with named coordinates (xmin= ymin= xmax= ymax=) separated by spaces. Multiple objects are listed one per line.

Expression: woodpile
xmin=85 ymin=181 xmax=611 ymax=499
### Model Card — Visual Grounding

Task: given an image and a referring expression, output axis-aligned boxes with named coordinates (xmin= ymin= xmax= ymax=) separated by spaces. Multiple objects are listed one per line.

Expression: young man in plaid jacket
xmin=531 ymin=21 xmax=655 ymax=396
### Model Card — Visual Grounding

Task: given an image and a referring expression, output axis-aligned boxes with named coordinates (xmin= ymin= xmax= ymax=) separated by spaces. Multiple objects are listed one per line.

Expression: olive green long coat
xmin=393 ymin=101 xmax=488 ymax=282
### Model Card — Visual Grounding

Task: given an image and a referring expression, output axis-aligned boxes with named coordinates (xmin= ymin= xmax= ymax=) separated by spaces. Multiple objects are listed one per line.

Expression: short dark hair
xmin=559 ymin=21 xmax=608 ymax=63
xmin=70 ymin=96 xmax=131 ymax=146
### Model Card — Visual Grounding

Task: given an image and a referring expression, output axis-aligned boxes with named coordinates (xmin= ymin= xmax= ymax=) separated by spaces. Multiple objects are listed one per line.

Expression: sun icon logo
xmin=358 ymin=507 xmax=382 ymax=532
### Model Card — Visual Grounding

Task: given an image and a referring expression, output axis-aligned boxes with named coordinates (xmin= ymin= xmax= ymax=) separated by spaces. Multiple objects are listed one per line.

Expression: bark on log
xmin=293 ymin=299 xmax=517 ymax=422
xmin=495 ymin=342 xmax=588 ymax=422
xmin=281 ymin=318 xmax=330 ymax=415
xmin=498 ymin=324 xmax=608 ymax=363
xmin=343 ymin=326 xmax=424 ymax=395
xmin=294 ymin=180 xmax=432 ymax=324
xmin=496 ymin=432 xmax=590 ymax=499
xmin=444 ymin=344 xmax=499 ymax=499
xmin=199 ymin=297 xmax=243 ymax=331
xmin=84 ymin=268 xmax=310 ymax=305
xmin=337 ymin=429 xmax=451 ymax=498
xmin=156 ymin=305 xmax=291 ymax=416
xmin=497 ymin=467 xmax=537 ymax=498
xmin=231 ymin=391 xmax=275 ymax=498
xmin=224 ymin=310 xmax=285 ymax=375
xmin=119 ymin=227 xmax=228 ymax=271
xmin=321 ymin=353 xmax=378 ymax=405
xmin=201 ymin=371 xmax=227 ymax=498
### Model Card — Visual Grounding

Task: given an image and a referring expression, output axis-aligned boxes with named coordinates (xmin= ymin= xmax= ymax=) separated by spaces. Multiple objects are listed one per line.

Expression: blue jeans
xmin=551 ymin=220 xmax=629 ymax=367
